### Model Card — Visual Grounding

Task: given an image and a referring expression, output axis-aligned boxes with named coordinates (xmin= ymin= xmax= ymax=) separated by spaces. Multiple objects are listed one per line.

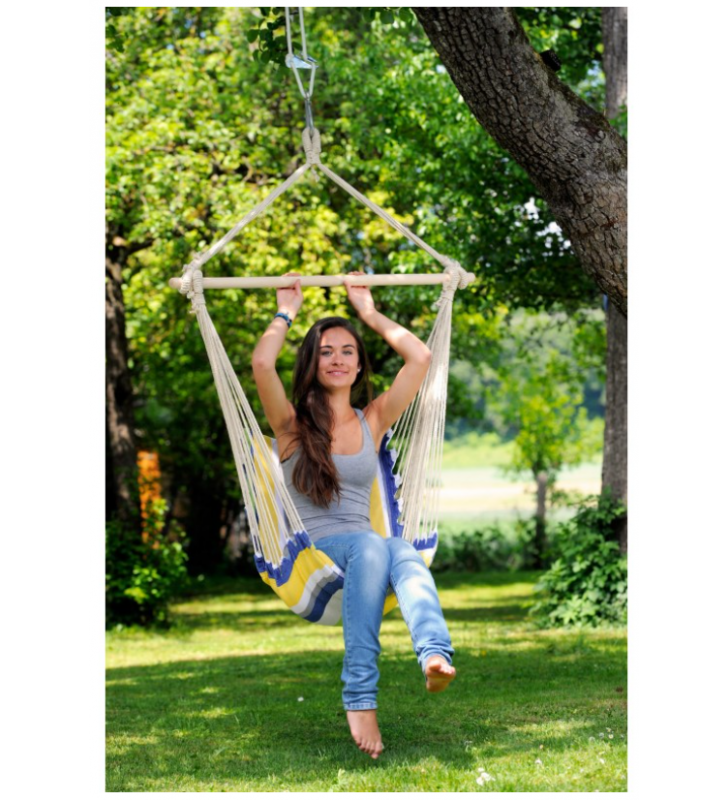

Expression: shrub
xmin=106 ymin=499 xmax=189 ymax=627
xmin=530 ymin=493 xmax=627 ymax=628
xmin=511 ymin=516 xmax=561 ymax=570
xmin=433 ymin=525 xmax=521 ymax=572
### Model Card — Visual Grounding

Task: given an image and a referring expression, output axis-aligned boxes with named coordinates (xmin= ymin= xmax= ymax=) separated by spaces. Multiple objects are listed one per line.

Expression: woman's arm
xmin=346 ymin=273 xmax=432 ymax=442
xmin=251 ymin=276 xmax=303 ymax=438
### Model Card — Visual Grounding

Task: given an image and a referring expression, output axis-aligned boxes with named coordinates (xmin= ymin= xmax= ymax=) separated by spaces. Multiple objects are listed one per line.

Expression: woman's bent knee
xmin=387 ymin=537 xmax=419 ymax=562
xmin=347 ymin=532 xmax=390 ymax=568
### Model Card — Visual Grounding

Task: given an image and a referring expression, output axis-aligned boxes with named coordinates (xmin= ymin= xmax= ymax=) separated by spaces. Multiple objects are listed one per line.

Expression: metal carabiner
xmin=284 ymin=7 xmax=318 ymax=128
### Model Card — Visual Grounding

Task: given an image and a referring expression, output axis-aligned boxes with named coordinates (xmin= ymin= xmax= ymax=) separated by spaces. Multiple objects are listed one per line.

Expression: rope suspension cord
xmin=284 ymin=6 xmax=317 ymax=130
xmin=175 ymin=126 xmax=474 ymax=292
xmin=175 ymin=7 xmax=473 ymax=292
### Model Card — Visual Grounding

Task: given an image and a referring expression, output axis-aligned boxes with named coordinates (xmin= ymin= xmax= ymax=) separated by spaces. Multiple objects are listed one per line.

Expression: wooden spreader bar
xmin=169 ymin=272 xmax=474 ymax=290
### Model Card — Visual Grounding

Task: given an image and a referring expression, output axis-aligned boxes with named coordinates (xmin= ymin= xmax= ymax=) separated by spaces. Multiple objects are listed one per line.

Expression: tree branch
xmin=415 ymin=7 xmax=627 ymax=315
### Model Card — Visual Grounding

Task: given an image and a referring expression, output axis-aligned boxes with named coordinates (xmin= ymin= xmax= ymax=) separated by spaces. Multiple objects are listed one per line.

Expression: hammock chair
xmin=169 ymin=8 xmax=475 ymax=625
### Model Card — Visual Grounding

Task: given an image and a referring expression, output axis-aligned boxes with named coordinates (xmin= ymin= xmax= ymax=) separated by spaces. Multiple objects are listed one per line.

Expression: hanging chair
xmin=170 ymin=10 xmax=475 ymax=624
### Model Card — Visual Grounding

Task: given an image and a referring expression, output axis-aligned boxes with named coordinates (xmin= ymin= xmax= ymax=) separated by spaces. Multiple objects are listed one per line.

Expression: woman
xmin=252 ymin=273 xmax=456 ymax=759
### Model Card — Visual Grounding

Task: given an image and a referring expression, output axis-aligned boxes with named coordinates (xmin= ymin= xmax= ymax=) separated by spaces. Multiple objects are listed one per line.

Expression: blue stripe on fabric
xmin=379 ymin=432 xmax=405 ymax=539
xmin=253 ymin=529 xmax=345 ymax=623
xmin=253 ymin=529 xmax=314 ymax=584
xmin=411 ymin=531 xmax=439 ymax=552
xmin=302 ymin=571 xmax=345 ymax=623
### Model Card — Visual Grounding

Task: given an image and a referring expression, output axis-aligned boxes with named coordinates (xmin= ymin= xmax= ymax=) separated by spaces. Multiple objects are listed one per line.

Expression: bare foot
xmin=346 ymin=709 xmax=384 ymax=759
xmin=425 ymin=656 xmax=457 ymax=693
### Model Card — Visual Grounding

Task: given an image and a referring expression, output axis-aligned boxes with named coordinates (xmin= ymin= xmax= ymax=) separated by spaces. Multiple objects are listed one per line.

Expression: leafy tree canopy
xmin=106 ymin=6 xmax=606 ymax=527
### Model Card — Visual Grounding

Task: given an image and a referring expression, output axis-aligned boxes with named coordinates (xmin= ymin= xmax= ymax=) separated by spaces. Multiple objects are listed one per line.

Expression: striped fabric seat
xmin=252 ymin=434 xmax=438 ymax=625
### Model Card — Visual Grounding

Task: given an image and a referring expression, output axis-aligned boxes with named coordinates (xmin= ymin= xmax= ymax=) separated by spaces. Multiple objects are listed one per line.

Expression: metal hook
xmin=285 ymin=53 xmax=317 ymax=70
xmin=285 ymin=7 xmax=318 ymax=128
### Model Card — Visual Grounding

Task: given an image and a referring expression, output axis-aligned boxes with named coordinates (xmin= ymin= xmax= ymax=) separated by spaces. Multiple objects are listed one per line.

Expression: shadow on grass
xmin=166 ymin=571 xmax=541 ymax=635
xmin=168 ymin=603 xmax=536 ymax=636
xmin=183 ymin=569 xmax=543 ymax=599
xmin=107 ymin=642 xmax=627 ymax=791
xmin=108 ymin=570 xmax=626 ymax=790
xmin=433 ymin=570 xmax=543 ymax=589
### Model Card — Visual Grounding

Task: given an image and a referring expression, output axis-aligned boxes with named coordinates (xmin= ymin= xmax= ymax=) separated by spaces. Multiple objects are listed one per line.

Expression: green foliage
xmin=511 ymin=516 xmax=557 ymax=570
xmin=442 ymin=430 xmax=515 ymax=468
xmin=106 ymin=8 xmax=608 ymax=571
xmin=434 ymin=516 xmax=566 ymax=572
xmin=530 ymin=494 xmax=627 ymax=628
xmin=248 ymin=7 xmax=418 ymax=66
xmin=105 ymin=7 xmax=130 ymax=53
xmin=106 ymin=500 xmax=190 ymax=627
xmin=433 ymin=526 xmax=519 ymax=573
xmin=493 ymin=309 xmax=605 ymax=481
xmin=518 ymin=7 xmax=605 ymax=108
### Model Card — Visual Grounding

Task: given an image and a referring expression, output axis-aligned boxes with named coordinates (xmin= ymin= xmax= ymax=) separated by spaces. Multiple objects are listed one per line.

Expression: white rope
xmin=180 ymin=161 xmax=311 ymax=281
xmin=188 ymin=272 xmax=306 ymax=565
xmin=177 ymin=127 xmax=473 ymax=292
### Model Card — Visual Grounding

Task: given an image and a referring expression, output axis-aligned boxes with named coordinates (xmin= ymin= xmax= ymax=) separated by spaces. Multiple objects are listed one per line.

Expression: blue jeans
xmin=315 ymin=531 xmax=454 ymax=711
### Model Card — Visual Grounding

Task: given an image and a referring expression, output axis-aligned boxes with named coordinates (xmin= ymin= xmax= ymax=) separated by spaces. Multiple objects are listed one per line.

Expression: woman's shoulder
xmin=361 ymin=403 xmax=385 ymax=453
xmin=276 ymin=419 xmax=300 ymax=462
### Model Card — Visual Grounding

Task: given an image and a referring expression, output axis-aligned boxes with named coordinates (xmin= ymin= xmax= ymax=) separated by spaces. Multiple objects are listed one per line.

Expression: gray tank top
xmin=281 ymin=408 xmax=378 ymax=542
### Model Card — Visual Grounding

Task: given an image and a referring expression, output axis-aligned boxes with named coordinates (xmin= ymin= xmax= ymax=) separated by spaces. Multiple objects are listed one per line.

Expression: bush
xmin=433 ymin=525 xmax=521 ymax=572
xmin=106 ymin=499 xmax=189 ymax=627
xmin=530 ymin=493 xmax=627 ymax=628
xmin=511 ymin=516 xmax=561 ymax=570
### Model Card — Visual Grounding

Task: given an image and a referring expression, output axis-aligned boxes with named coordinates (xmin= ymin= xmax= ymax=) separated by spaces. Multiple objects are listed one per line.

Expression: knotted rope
xmin=179 ymin=263 xmax=207 ymax=315
xmin=302 ymin=127 xmax=321 ymax=166
xmin=435 ymin=258 xmax=473 ymax=308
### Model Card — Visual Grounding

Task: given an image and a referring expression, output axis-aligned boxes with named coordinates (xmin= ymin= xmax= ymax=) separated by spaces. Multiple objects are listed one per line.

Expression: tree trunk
xmin=185 ymin=477 xmax=232 ymax=575
xmin=414 ymin=7 xmax=628 ymax=316
xmin=602 ymin=302 xmax=628 ymax=551
xmin=534 ymin=470 xmax=549 ymax=569
xmin=106 ymin=244 xmax=141 ymax=531
xmin=601 ymin=8 xmax=628 ymax=554
xmin=602 ymin=8 xmax=628 ymax=119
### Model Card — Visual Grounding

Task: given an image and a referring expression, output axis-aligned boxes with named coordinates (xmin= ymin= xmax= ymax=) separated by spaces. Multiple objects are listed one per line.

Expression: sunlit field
xmin=439 ymin=434 xmax=602 ymax=534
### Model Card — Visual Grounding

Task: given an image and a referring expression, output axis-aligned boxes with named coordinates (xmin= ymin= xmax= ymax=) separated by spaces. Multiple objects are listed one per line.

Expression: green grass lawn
xmin=106 ymin=571 xmax=627 ymax=792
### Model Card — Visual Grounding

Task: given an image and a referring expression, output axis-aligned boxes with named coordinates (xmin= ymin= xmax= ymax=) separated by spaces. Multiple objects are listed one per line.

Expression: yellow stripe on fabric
xmin=370 ymin=472 xmax=401 ymax=616
xmin=258 ymin=542 xmax=340 ymax=609
xmin=252 ymin=437 xmax=282 ymax=552
xmin=383 ymin=593 xmax=399 ymax=616
xmin=369 ymin=473 xmax=388 ymax=539
xmin=254 ymin=439 xmax=407 ymax=620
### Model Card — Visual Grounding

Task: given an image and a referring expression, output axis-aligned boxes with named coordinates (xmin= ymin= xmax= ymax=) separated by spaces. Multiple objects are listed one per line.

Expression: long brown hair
xmin=291 ymin=317 xmax=372 ymax=507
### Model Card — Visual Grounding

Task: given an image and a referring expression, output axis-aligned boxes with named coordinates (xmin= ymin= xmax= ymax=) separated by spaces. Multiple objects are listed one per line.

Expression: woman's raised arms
xmin=251 ymin=276 xmax=303 ymax=440
xmin=345 ymin=273 xmax=431 ymax=447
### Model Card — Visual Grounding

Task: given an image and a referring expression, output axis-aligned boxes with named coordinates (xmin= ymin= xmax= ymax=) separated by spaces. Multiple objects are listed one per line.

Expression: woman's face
xmin=317 ymin=327 xmax=361 ymax=392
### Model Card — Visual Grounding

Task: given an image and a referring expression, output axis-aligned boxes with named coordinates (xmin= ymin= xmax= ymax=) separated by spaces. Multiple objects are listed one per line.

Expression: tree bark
xmin=602 ymin=301 xmax=628 ymax=551
xmin=602 ymin=8 xmax=628 ymax=119
xmin=414 ymin=7 xmax=628 ymax=316
xmin=534 ymin=469 xmax=549 ymax=569
xmin=106 ymin=239 xmax=142 ymax=531
xmin=601 ymin=8 xmax=628 ymax=553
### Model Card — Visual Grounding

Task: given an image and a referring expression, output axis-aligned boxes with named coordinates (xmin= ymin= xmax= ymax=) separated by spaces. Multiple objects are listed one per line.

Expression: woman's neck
xmin=327 ymin=391 xmax=355 ymax=424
